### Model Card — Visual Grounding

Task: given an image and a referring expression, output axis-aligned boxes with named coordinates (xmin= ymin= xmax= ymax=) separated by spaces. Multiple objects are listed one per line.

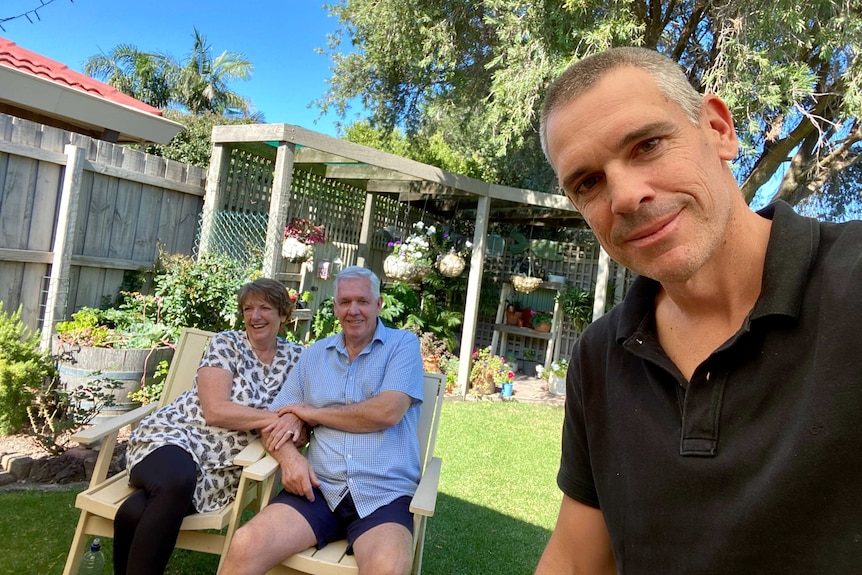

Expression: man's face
xmin=333 ymin=276 xmax=383 ymax=346
xmin=545 ymin=67 xmax=739 ymax=283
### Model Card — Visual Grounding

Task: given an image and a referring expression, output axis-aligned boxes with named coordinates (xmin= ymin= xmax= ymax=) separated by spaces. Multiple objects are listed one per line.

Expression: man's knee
xmin=228 ymin=521 xmax=265 ymax=560
xmin=354 ymin=524 xmax=413 ymax=575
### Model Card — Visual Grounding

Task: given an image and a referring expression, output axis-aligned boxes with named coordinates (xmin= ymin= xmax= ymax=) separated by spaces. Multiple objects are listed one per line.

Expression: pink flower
xmin=507 ymin=371 xmax=514 ymax=380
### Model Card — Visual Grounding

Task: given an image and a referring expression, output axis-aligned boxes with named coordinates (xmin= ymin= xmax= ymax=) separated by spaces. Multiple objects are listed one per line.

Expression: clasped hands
xmin=263 ymin=403 xmax=315 ymax=452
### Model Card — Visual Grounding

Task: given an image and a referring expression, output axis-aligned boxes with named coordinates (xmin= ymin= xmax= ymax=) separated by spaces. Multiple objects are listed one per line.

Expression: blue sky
xmin=1 ymin=0 xmax=356 ymax=136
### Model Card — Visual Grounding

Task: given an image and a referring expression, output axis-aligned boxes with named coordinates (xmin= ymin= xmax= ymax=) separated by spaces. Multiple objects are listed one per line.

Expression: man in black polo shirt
xmin=535 ymin=47 xmax=862 ymax=573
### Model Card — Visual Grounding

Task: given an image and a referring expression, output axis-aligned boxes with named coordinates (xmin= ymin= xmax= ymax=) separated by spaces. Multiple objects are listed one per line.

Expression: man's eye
xmin=639 ymin=138 xmax=660 ymax=153
xmin=573 ymin=175 xmax=601 ymax=195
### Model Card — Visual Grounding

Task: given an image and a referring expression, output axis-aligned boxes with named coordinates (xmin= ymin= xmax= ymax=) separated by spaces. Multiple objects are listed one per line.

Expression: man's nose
xmin=607 ymin=166 xmax=655 ymax=214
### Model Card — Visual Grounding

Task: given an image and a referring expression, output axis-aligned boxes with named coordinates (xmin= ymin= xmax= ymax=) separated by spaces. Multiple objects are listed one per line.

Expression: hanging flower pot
xmin=384 ymin=255 xmax=433 ymax=283
xmin=437 ymin=253 xmax=466 ymax=277
xmin=511 ymin=274 xmax=542 ymax=294
xmin=282 ymin=236 xmax=313 ymax=262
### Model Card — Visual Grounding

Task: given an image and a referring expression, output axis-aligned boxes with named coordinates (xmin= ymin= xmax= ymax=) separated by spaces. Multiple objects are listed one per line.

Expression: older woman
xmin=114 ymin=277 xmax=304 ymax=575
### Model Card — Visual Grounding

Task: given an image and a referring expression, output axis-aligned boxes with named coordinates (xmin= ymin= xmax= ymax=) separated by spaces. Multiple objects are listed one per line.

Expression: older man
xmin=222 ymin=266 xmax=423 ymax=575
xmin=536 ymin=47 xmax=862 ymax=573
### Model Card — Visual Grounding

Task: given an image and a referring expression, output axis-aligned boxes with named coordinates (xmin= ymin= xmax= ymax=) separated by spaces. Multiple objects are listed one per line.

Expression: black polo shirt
xmin=559 ymin=201 xmax=862 ymax=573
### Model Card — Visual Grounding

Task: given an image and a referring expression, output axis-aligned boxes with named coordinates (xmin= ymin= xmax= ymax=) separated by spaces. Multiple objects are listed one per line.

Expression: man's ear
xmin=700 ymin=94 xmax=739 ymax=161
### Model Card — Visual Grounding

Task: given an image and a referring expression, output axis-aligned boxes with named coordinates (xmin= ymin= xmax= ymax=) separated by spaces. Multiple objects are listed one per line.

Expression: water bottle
xmin=78 ymin=537 xmax=105 ymax=575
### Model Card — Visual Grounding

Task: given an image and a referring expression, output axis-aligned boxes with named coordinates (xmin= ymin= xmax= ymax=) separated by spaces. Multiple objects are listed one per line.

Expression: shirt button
xmin=347 ymin=454 xmax=352 ymax=459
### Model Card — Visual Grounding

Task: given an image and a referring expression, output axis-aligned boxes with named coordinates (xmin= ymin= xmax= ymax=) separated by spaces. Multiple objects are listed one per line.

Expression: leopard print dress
xmin=125 ymin=331 xmax=303 ymax=513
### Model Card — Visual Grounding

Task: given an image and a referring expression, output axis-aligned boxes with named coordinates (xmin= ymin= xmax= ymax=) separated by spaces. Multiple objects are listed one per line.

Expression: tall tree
xmin=83 ymin=45 xmax=173 ymax=108
xmin=84 ymin=28 xmax=255 ymax=117
xmin=319 ymin=0 xmax=862 ymax=213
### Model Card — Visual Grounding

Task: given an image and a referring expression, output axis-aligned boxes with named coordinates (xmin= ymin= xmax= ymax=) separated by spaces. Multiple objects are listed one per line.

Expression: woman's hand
xmin=263 ymin=412 xmax=304 ymax=451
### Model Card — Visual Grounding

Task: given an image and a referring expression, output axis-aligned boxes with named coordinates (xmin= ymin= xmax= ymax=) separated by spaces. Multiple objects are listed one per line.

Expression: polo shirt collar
xmin=614 ymin=200 xmax=819 ymax=344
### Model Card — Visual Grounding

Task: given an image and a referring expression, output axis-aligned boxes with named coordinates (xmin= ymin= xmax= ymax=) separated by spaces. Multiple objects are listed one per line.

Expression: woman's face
xmin=242 ymin=294 xmax=287 ymax=347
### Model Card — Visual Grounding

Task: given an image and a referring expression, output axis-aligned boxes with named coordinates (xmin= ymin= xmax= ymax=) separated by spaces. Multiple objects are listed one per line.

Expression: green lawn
xmin=0 ymin=400 xmax=565 ymax=575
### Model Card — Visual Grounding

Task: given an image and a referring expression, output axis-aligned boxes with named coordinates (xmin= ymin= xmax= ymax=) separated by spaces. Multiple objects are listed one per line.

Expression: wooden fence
xmin=0 ymin=114 xmax=206 ymax=347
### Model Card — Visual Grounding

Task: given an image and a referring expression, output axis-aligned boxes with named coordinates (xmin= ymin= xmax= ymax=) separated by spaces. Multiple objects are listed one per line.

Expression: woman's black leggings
xmin=113 ymin=445 xmax=198 ymax=575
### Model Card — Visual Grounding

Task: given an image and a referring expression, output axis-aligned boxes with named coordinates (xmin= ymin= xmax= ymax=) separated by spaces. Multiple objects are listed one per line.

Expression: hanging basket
xmin=511 ymin=275 xmax=543 ymax=294
xmin=384 ymin=255 xmax=433 ymax=282
xmin=437 ymin=253 xmax=466 ymax=277
xmin=282 ymin=237 xmax=313 ymax=262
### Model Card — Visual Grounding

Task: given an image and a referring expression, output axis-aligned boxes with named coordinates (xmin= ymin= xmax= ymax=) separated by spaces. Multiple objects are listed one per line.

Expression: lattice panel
xmin=223 ymin=149 xmax=274 ymax=214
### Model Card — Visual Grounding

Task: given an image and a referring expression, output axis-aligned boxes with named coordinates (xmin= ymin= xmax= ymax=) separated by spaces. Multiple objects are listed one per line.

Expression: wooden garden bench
xmin=224 ymin=371 xmax=445 ymax=575
xmin=62 ymin=327 xmax=270 ymax=574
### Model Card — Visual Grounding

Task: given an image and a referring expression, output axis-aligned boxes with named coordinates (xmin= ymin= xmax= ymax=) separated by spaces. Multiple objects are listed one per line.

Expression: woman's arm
xmin=197 ymin=366 xmax=281 ymax=430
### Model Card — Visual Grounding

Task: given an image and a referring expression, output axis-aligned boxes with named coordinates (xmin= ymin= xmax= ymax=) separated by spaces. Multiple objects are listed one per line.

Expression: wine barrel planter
xmin=56 ymin=344 xmax=175 ymax=419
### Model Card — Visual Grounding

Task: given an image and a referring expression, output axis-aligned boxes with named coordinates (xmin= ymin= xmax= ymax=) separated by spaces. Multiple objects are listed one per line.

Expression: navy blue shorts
xmin=271 ymin=487 xmax=413 ymax=553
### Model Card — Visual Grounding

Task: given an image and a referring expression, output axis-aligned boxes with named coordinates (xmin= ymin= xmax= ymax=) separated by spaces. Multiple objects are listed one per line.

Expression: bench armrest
xmin=234 ymin=438 xmax=267 ymax=467
xmin=70 ymin=403 xmax=158 ymax=446
xmin=410 ymin=456 xmax=441 ymax=517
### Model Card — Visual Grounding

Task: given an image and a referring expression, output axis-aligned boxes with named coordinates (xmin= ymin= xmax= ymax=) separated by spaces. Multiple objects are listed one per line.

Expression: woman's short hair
xmin=334 ymin=266 xmax=381 ymax=299
xmin=237 ymin=277 xmax=294 ymax=320
xmin=540 ymin=47 xmax=703 ymax=163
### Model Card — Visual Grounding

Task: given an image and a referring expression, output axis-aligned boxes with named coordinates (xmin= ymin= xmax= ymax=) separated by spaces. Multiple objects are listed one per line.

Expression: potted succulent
xmin=532 ymin=311 xmax=553 ymax=332
xmin=282 ymin=217 xmax=327 ymax=262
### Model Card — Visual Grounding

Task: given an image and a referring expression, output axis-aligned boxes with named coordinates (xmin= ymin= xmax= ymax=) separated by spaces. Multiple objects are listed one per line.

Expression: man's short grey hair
xmin=334 ymin=266 xmax=381 ymax=299
xmin=539 ymin=47 xmax=703 ymax=165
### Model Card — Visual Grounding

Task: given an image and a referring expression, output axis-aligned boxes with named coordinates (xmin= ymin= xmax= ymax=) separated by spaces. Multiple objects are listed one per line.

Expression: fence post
xmin=40 ymin=145 xmax=85 ymax=351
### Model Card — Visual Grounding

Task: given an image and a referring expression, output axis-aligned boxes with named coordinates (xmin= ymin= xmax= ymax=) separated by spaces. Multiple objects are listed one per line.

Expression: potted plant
xmin=384 ymin=221 xmax=436 ymax=282
xmin=435 ymin=231 xmax=472 ymax=278
xmin=414 ymin=329 xmax=449 ymax=373
xmin=520 ymin=348 xmax=541 ymax=377
xmin=468 ymin=346 xmax=514 ymax=396
xmin=282 ymin=217 xmax=327 ymax=262
xmin=536 ymin=358 xmax=568 ymax=395
xmin=557 ymin=284 xmax=594 ymax=333
xmin=54 ymin=294 xmax=175 ymax=420
xmin=532 ymin=311 xmax=553 ymax=332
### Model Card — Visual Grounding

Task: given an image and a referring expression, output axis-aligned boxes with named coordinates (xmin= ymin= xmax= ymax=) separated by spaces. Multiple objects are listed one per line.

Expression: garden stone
xmin=7 ymin=455 xmax=33 ymax=479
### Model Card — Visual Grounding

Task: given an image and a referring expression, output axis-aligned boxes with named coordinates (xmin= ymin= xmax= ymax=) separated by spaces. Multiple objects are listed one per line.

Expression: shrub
xmin=311 ymin=298 xmax=341 ymax=340
xmin=153 ymin=251 xmax=256 ymax=339
xmin=0 ymin=303 xmax=56 ymax=435
xmin=27 ymin=375 xmax=121 ymax=454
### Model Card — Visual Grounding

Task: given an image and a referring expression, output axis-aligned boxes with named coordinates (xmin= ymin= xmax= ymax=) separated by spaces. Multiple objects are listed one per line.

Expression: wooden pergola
xmin=201 ymin=123 xmax=610 ymax=394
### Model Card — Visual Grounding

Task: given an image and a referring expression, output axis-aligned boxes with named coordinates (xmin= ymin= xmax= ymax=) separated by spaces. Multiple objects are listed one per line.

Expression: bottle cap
xmin=91 ymin=538 xmax=101 ymax=551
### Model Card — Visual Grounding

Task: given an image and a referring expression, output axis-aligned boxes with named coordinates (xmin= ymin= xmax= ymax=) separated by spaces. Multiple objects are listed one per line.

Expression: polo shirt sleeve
xmin=558 ymin=345 xmax=601 ymax=509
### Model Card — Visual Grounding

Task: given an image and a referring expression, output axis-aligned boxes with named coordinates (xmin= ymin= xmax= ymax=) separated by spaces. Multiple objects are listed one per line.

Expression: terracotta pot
xmin=534 ymin=322 xmax=551 ymax=333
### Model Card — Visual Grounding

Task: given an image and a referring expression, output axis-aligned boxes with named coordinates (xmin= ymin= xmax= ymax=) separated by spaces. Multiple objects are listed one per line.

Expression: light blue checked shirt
xmin=270 ymin=320 xmax=424 ymax=517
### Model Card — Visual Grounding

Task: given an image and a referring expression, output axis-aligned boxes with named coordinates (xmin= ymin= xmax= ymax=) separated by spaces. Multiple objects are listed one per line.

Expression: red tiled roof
xmin=0 ymin=36 xmax=164 ymax=117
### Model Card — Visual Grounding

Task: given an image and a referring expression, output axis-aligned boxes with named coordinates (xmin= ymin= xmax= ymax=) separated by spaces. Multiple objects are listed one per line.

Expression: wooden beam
xmin=323 ymin=164 xmax=422 ymax=182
